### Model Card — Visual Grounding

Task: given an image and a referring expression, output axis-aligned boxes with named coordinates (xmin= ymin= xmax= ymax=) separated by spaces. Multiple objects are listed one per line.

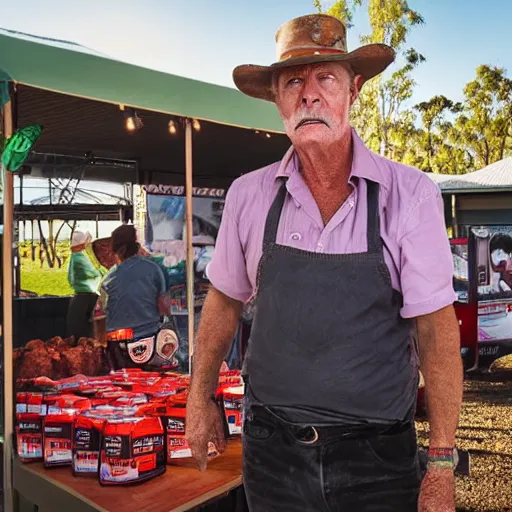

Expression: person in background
xmin=66 ymin=230 xmax=102 ymax=340
xmin=93 ymin=224 xmax=174 ymax=369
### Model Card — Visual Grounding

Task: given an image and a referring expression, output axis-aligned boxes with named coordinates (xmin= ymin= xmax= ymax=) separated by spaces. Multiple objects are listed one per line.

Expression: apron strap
xmin=366 ymin=180 xmax=382 ymax=254
xmin=263 ymin=180 xmax=288 ymax=247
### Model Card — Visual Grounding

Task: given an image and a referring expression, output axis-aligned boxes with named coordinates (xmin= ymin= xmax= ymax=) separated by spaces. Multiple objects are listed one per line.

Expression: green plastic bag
xmin=1 ymin=124 xmax=43 ymax=172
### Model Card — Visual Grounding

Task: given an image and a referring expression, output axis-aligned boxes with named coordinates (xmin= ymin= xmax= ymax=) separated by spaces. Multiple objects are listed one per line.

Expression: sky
xmin=2 ymin=0 xmax=511 ymax=107
xmin=3 ymin=0 xmax=511 ymax=239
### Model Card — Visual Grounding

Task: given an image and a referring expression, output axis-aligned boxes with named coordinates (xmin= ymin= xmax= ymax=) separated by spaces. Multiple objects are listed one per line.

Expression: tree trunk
xmin=37 ymin=219 xmax=54 ymax=268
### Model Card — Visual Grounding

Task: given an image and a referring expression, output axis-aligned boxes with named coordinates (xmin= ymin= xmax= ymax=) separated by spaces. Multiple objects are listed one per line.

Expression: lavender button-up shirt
xmin=208 ymin=129 xmax=457 ymax=319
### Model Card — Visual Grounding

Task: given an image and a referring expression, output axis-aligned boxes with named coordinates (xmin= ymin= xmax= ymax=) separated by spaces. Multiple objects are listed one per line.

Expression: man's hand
xmin=418 ymin=468 xmax=455 ymax=512
xmin=186 ymin=396 xmax=226 ymax=471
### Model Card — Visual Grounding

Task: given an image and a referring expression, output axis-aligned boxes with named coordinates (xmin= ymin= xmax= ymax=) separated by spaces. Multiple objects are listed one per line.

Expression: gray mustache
xmin=295 ymin=117 xmax=330 ymax=130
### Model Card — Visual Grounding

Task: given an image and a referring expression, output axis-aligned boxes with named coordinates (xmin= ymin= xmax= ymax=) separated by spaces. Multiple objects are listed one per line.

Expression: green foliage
xmin=314 ymin=1 xmax=512 ymax=174
xmin=452 ymin=65 xmax=512 ymax=168
xmin=316 ymin=0 xmax=426 ymax=158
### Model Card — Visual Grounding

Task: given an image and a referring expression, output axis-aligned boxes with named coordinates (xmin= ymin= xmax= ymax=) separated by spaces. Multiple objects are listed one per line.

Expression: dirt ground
xmin=416 ymin=374 xmax=512 ymax=512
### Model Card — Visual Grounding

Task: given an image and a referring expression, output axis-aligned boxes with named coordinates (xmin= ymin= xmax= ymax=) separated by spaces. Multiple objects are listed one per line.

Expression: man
xmin=66 ymin=230 xmax=102 ymax=339
xmin=186 ymin=14 xmax=462 ymax=512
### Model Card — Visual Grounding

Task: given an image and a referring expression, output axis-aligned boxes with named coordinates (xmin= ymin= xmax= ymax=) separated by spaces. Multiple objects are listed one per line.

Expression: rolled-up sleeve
xmin=207 ymin=185 xmax=252 ymax=303
xmin=399 ymin=186 xmax=457 ymax=318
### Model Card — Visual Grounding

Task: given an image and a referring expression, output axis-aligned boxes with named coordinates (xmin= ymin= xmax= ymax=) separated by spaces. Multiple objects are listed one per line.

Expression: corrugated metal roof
xmin=426 ymin=158 xmax=512 ymax=193
xmin=425 ymin=173 xmax=457 ymax=184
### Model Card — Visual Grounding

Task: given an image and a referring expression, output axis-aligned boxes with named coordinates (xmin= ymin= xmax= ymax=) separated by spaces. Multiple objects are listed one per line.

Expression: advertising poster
xmin=471 ymin=226 xmax=512 ymax=343
xmin=141 ymin=185 xmax=224 ymax=309
xmin=450 ymin=238 xmax=469 ymax=303
xmin=133 ymin=185 xmax=242 ymax=370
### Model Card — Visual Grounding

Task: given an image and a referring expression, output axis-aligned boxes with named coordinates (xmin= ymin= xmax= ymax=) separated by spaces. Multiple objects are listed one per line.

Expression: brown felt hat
xmin=233 ymin=14 xmax=395 ymax=102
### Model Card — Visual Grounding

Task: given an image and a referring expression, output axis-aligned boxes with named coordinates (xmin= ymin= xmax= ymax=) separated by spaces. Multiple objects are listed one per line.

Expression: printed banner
xmin=472 ymin=226 xmax=512 ymax=343
xmin=450 ymin=238 xmax=469 ymax=303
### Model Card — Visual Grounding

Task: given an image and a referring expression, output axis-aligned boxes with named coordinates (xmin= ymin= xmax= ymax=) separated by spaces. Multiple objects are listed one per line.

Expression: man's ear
xmin=351 ymin=74 xmax=364 ymax=105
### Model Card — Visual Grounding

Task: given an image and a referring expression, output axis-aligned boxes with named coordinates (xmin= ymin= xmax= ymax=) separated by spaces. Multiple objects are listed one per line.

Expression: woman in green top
xmin=66 ymin=231 xmax=102 ymax=340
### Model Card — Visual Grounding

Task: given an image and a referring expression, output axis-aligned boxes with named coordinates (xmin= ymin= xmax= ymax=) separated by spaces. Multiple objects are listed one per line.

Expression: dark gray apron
xmin=243 ymin=179 xmax=418 ymax=425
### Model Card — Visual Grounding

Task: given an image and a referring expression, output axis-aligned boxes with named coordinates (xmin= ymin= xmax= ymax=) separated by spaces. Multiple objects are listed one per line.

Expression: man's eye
xmin=319 ymin=74 xmax=333 ymax=80
xmin=287 ymin=78 xmax=302 ymax=86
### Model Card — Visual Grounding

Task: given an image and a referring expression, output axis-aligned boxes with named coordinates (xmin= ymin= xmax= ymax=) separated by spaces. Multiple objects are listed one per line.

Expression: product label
xmin=44 ymin=423 xmax=73 ymax=466
xmin=100 ymin=457 xmax=140 ymax=483
xmin=104 ymin=436 xmax=124 ymax=457
xmin=44 ymin=438 xmax=72 ymax=465
xmin=27 ymin=404 xmax=47 ymax=415
xmin=19 ymin=419 xmax=42 ymax=433
xmin=167 ymin=436 xmax=192 ymax=460
xmin=132 ymin=435 xmax=164 ymax=455
xmin=224 ymin=400 xmax=242 ymax=435
xmin=166 ymin=417 xmax=185 ymax=434
xmin=73 ymin=450 xmax=99 ymax=473
xmin=17 ymin=434 xmax=43 ymax=459
xmin=100 ymin=434 xmax=165 ymax=484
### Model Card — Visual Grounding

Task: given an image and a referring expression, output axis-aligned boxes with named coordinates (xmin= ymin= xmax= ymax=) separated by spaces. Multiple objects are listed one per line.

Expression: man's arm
xmin=189 ymin=287 xmax=243 ymax=401
xmin=416 ymin=305 xmax=463 ymax=448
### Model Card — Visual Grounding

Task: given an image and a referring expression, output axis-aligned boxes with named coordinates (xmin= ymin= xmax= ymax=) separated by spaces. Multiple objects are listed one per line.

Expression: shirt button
xmin=317 ymin=242 xmax=324 ymax=252
xmin=349 ymin=200 xmax=355 ymax=208
xmin=290 ymin=232 xmax=302 ymax=241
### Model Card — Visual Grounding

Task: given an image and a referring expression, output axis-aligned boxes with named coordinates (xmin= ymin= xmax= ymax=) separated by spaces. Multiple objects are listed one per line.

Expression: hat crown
xmin=71 ymin=230 xmax=91 ymax=247
xmin=275 ymin=14 xmax=347 ymax=62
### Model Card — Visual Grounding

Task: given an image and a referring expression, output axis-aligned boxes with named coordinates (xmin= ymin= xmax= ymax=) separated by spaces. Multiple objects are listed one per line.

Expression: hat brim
xmin=233 ymin=44 xmax=395 ymax=102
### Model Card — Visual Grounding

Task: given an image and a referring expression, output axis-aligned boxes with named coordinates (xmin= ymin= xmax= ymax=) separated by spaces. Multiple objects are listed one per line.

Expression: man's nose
xmin=301 ymin=80 xmax=320 ymax=107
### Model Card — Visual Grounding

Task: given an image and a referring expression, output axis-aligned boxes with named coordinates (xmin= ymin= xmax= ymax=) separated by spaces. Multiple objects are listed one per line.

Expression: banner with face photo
xmin=471 ymin=226 xmax=512 ymax=343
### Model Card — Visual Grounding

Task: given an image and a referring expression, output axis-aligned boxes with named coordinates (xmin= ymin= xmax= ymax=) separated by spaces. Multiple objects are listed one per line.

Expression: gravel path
xmin=416 ymin=374 xmax=512 ymax=512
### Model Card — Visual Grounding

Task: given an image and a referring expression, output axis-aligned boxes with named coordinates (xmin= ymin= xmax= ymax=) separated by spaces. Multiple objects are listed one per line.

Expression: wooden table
xmin=13 ymin=440 xmax=243 ymax=512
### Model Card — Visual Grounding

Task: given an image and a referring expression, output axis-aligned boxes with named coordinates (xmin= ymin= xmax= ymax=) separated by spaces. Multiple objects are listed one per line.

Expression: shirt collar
xmin=275 ymin=128 xmax=391 ymax=191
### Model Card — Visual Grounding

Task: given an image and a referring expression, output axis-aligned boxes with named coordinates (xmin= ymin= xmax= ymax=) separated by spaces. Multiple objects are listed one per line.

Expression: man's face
xmin=274 ymin=62 xmax=363 ymax=148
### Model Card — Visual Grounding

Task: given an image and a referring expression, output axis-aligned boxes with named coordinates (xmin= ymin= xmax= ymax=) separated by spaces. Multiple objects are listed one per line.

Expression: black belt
xmin=248 ymin=404 xmax=413 ymax=446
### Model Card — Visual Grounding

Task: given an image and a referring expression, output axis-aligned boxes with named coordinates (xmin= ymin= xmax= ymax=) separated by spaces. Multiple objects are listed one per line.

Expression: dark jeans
xmin=66 ymin=292 xmax=98 ymax=340
xmin=243 ymin=406 xmax=421 ymax=512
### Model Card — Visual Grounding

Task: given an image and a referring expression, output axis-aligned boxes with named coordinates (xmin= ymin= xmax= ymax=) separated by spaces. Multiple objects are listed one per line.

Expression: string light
xmin=123 ymin=108 xmax=143 ymax=132
xmin=265 ymin=133 xmax=271 ymax=138
xmin=168 ymin=120 xmax=177 ymax=135
xmin=192 ymin=119 xmax=201 ymax=131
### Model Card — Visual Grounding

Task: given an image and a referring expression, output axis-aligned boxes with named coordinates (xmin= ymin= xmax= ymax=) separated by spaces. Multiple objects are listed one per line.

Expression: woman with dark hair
xmin=94 ymin=224 xmax=178 ymax=370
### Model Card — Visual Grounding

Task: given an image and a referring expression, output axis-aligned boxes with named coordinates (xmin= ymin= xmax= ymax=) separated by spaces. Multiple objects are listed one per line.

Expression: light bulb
xmin=265 ymin=133 xmax=271 ymax=139
xmin=124 ymin=110 xmax=142 ymax=132
xmin=126 ymin=117 xmax=136 ymax=132
xmin=168 ymin=120 xmax=177 ymax=135
xmin=193 ymin=119 xmax=201 ymax=131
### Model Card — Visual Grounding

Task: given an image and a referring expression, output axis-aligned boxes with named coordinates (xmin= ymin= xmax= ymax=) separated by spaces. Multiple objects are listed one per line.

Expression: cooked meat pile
xmin=417 ymin=375 xmax=512 ymax=512
xmin=13 ymin=337 xmax=108 ymax=381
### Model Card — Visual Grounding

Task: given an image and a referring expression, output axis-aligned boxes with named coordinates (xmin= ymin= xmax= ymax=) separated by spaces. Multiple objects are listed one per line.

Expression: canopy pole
xmin=185 ymin=119 xmax=195 ymax=374
xmin=2 ymin=99 xmax=14 ymax=512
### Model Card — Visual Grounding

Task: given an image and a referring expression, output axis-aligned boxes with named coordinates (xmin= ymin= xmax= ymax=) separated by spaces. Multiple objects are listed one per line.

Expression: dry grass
xmin=416 ymin=376 xmax=512 ymax=512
